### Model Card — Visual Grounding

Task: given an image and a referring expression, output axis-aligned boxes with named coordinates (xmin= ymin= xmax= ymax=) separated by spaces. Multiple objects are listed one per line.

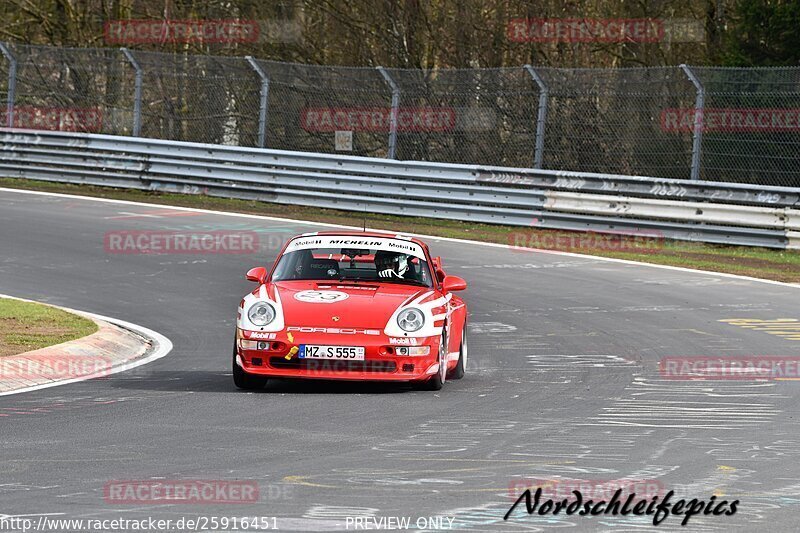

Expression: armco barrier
xmin=0 ymin=129 xmax=798 ymax=249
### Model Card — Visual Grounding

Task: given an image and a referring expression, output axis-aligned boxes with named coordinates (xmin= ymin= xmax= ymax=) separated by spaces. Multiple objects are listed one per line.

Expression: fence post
xmin=0 ymin=43 xmax=17 ymax=128
xmin=524 ymin=64 xmax=548 ymax=169
xmin=246 ymin=56 xmax=270 ymax=148
xmin=376 ymin=66 xmax=399 ymax=159
xmin=121 ymin=48 xmax=142 ymax=137
xmin=680 ymin=64 xmax=704 ymax=181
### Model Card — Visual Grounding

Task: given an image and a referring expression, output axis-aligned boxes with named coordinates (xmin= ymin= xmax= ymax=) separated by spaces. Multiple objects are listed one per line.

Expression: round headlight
xmin=248 ymin=302 xmax=276 ymax=326
xmin=397 ymin=308 xmax=425 ymax=332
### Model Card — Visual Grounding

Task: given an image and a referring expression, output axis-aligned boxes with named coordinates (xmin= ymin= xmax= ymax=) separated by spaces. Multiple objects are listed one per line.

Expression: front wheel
xmin=448 ymin=326 xmax=467 ymax=380
xmin=420 ymin=331 xmax=446 ymax=391
xmin=232 ymin=344 xmax=268 ymax=390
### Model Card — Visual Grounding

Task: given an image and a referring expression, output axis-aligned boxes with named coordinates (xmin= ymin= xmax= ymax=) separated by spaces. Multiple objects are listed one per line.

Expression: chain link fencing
xmin=689 ymin=66 xmax=800 ymax=185
xmin=0 ymin=43 xmax=798 ymax=188
xmin=1 ymin=43 xmax=133 ymax=136
xmin=258 ymin=60 xmax=393 ymax=158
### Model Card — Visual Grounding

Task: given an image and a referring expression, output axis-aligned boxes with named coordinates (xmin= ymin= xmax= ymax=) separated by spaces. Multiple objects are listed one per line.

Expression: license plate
xmin=299 ymin=345 xmax=365 ymax=360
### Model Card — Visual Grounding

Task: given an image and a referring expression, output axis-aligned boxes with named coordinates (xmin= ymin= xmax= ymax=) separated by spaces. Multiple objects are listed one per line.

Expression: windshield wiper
xmin=335 ymin=276 xmax=430 ymax=287
xmin=378 ymin=278 xmax=430 ymax=287
xmin=338 ymin=277 xmax=371 ymax=283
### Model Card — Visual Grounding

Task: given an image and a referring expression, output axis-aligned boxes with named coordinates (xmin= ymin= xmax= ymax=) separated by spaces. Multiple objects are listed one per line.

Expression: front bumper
xmin=235 ymin=328 xmax=442 ymax=382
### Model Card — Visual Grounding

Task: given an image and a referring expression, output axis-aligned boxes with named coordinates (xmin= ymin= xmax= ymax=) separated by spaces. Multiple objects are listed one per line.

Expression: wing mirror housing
xmin=442 ymin=275 xmax=467 ymax=292
xmin=431 ymin=256 xmax=446 ymax=283
xmin=246 ymin=266 xmax=267 ymax=284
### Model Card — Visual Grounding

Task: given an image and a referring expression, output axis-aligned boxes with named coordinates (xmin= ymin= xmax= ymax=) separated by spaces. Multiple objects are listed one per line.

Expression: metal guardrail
xmin=0 ymin=129 xmax=798 ymax=250
xmin=477 ymin=170 xmax=800 ymax=208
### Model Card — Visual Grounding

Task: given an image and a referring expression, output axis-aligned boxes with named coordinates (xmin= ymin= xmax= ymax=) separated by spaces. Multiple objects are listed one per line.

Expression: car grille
xmin=269 ymin=358 xmax=396 ymax=373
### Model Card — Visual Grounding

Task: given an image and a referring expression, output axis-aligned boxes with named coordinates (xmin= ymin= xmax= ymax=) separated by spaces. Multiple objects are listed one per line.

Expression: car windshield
xmin=272 ymin=237 xmax=433 ymax=287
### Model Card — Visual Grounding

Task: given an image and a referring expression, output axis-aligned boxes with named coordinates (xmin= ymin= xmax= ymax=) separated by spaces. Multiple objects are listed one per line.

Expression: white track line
xmin=0 ymin=293 xmax=173 ymax=397
xmin=1 ymin=186 xmax=798 ymax=291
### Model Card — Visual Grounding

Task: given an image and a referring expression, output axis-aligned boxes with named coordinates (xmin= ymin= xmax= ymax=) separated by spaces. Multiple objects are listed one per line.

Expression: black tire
xmin=448 ymin=325 xmax=467 ymax=380
xmin=232 ymin=343 xmax=268 ymax=390
xmin=420 ymin=331 xmax=446 ymax=391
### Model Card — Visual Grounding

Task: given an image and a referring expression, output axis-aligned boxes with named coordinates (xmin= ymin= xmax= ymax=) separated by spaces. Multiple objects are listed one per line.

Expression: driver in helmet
xmin=375 ymin=251 xmax=411 ymax=279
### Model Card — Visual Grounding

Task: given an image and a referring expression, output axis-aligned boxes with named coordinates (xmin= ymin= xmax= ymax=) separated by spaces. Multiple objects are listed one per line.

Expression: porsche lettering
xmin=286 ymin=326 xmax=381 ymax=335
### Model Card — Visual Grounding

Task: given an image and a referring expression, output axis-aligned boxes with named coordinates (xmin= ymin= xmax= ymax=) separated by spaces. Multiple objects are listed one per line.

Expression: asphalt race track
xmin=1 ymin=187 xmax=799 ymax=532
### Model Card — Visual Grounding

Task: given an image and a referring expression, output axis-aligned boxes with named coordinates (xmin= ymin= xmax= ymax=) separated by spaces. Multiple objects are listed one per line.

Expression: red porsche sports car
xmin=233 ymin=231 xmax=468 ymax=390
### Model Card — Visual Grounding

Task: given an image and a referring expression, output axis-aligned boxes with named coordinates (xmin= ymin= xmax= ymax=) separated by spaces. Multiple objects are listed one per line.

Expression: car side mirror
xmin=442 ymin=275 xmax=467 ymax=292
xmin=432 ymin=257 xmax=447 ymax=283
xmin=246 ymin=266 xmax=267 ymax=284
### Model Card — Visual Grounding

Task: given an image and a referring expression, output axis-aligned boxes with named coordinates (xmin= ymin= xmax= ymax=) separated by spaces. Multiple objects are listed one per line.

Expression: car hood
xmin=271 ymin=280 xmax=430 ymax=329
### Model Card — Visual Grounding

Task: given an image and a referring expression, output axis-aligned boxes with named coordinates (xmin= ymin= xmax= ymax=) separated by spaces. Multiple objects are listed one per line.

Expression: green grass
xmin=0 ymin=298 xmax=98 ymax=357
xmin=2 ymin=177 xmax=800 ymax=283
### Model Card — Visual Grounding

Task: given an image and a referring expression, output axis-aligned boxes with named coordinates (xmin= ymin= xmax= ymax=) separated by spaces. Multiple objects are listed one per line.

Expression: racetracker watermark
xmin=661 ymin=108 xmax=800 ymax=133
xmin=104 ymin=480 xmax=260 ymax=504
xmin=508 ymin=227 xmax=665 ymax=254
xmin=508 ymin=478 xmax=666 ymax=501
xmin=301 ymin=107 xmax=456 ymax=133
xmin=105 ymin=19 xmax=258 ymax=44
xmin=104 ymin=19 xmax=301 ymax=44
xmin=1 ymin=516 xmax=280 ymax=532
xmin=659 ymin=356 xmax=800 ymax=380
xmin=0 ymin=355 xmax=112 ymax=380
xmin=0 ymin=107 xmax=102 ymax=132
xmin=104 ymin=231 xmax=259 ymax=255
xmin=508 ymin=18 xmax=664 ymax=43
